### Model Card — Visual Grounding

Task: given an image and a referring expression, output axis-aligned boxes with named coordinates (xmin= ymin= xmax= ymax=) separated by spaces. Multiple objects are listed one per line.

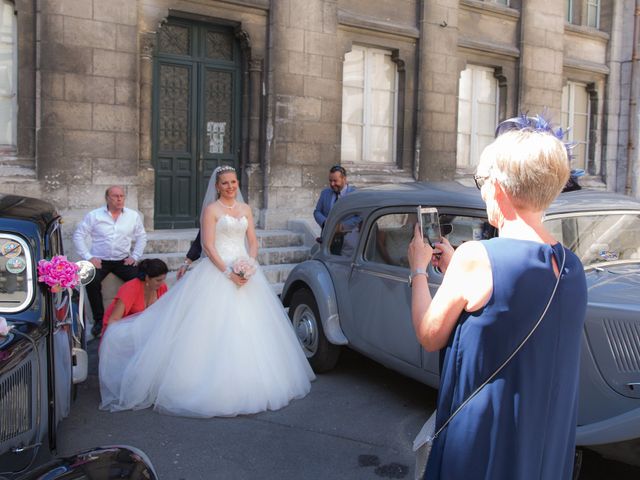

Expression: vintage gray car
xmin=282 ymin=182 xmax=640 ymax=447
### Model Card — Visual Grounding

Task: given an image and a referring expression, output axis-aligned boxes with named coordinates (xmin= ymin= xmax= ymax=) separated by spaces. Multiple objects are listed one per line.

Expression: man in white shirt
xmin=73 ymin=186 xmax=147 ymax=338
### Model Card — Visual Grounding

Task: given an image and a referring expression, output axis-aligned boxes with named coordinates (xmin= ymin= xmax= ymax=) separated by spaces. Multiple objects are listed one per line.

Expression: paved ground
xmin=57 ymin=344 xmax=640 ymax=479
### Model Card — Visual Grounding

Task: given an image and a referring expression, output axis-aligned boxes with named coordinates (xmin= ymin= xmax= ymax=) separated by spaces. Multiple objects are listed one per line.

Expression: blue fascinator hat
xmin=495 ymin=112 xmax=583 ymax=192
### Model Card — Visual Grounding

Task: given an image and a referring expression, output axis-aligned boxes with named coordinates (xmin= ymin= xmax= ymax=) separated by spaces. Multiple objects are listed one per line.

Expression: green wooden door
xmin=153 ymin=20 xmax=241 ymax=229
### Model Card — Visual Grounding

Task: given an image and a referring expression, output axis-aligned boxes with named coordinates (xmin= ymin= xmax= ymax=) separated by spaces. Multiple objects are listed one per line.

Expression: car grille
xmin=0 ymin=361 xmax=32 ymax=443
xmin=603 ymin=318 xmax=640 ymax=373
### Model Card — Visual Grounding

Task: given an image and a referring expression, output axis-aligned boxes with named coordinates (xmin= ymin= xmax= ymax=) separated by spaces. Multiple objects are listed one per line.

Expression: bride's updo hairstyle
xmin=137 ymin=258 xmax=169 ymax=281
xmin=477 ymin=126 xmax=570 ymax=212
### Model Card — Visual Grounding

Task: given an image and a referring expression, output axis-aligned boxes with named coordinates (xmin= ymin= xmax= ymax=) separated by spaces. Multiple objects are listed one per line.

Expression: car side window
xmin=0 ymin=234 xmax=34 ymax=313
xmin=364 ymin=213 xmax=417 ymax=268
xmin=442 ymin=215 xmax=496 ymax=247
xmin=328 ymin=213 xmax=363 ymax=257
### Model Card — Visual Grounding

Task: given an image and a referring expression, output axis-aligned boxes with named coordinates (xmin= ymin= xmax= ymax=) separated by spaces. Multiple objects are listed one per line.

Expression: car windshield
xmin=0 ymin=234 xmax=34 ymax=313
xmin=544 ymin=211 xmax=640 ymax=269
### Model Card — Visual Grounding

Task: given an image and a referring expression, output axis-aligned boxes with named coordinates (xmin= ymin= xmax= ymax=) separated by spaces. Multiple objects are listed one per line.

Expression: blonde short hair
xmin=478 ymin=129 xmax=570 ymax=211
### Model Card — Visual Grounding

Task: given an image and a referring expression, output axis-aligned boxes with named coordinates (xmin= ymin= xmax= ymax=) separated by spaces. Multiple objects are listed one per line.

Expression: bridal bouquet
xmin=37 ymin=255 xmax=80 ymax=293
xmin=232 ymin=257 xmax=258 ymax=279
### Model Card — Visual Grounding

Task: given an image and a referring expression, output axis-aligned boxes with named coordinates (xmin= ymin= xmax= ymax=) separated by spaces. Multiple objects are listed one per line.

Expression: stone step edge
xmin=142 ymin=245 xmax=309 ymax=258
xmin=146 ymin=228 xmax=302 ymax=239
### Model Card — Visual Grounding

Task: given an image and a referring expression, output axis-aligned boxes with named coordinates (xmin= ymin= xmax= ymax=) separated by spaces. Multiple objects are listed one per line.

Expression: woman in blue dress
xmin=408 ymin=126 xmax=588 ymax=479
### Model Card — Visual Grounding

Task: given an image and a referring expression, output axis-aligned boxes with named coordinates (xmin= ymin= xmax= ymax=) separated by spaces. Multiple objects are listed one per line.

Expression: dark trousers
xmin=86 ymin=260 xmax=138 ymax=331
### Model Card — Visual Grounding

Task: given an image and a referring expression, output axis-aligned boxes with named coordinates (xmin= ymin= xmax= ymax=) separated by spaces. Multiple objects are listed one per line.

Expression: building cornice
xmin=564 ymin=57 xmax=610 ymax=75
xmin=564 ymin=23 xmax=610 ymax=42
xmin=337 ymin=9 xmax=420 ymax=39
xmin=458 ymin=36 xmax=520 ymax=58
xmin=460 ymin=0 xmax=520 ymax=21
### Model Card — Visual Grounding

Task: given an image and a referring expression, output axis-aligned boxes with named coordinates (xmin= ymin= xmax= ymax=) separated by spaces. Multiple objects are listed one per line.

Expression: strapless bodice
xmin=215 ymin=215 xmax=249 ymax=264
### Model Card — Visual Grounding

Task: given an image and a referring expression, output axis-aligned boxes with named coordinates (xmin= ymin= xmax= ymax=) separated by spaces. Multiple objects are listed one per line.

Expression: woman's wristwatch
xmin=409 ymin=268 xmax=428 ymax=286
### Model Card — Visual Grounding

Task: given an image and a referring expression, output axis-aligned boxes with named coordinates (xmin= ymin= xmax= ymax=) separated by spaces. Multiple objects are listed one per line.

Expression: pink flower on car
xmin=37 ymin=255 xmax=80 ymax=292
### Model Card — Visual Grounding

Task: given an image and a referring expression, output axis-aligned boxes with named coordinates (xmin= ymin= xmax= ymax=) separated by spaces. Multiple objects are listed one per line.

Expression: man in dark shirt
xmin=176 ymin=231 xmax=202 ymax=279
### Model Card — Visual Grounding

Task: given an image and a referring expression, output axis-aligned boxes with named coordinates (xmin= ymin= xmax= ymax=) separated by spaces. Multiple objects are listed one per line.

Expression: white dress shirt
xmin=73 ymin=206 xmax=147 ymax=262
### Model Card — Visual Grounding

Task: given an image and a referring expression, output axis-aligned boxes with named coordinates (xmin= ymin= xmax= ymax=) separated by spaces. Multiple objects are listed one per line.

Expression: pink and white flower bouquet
xmin=232 ymin=257 xmax=258 ymax=280
xmin=37 ymin=255 xmax=80 ymax=293
xmin=0 ymin=316 xmax=12 ymax=336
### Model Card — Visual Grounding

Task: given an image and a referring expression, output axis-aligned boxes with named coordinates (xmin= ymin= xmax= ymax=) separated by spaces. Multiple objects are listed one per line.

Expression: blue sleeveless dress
xmin=425 ymin=238 xmax=587 ymax=480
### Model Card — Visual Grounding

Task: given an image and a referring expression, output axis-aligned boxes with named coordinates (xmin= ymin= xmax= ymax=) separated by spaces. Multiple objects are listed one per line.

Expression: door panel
xmin=154 ymin=21 xmax=241 ymax=228
xmin=154 ymin=60 xmax=197 ymax=228
xmin=347 ymin=210 xmax=422 ymax=367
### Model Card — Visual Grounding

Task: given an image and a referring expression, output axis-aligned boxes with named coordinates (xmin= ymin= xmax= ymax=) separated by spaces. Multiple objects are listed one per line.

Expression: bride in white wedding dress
xmin=99 ymin=166 xmax=315 ymax=417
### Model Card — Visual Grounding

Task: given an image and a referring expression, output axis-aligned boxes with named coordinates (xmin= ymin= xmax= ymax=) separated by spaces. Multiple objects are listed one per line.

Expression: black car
xmin=0 ymin=195 xmax=157 ymax=479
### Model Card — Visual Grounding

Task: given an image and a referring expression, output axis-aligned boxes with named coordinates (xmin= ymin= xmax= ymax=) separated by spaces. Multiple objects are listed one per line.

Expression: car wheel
xmin=289 ymin=288 xmax=341 ymax=373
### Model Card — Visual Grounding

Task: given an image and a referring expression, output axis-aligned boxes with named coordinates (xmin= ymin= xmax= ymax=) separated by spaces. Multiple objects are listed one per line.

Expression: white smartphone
xmin=417 ymin=206 xmax=441 ymax=247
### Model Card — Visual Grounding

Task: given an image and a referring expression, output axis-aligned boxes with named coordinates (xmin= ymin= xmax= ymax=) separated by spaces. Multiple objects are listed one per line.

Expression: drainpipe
xmin=34 ymin=0 xmax=40 ymax=173
xmin=625 ymin=0 xmax=640 ymax=196
xmin=260 ymin=5 xmax=274 ymax=225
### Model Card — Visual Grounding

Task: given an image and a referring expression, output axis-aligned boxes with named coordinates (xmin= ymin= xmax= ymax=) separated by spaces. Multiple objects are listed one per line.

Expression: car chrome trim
xmin=543 ymin=209 xmax=640 ymax=221
xmin=0 ymin=233 xmax=34 ymax=313
xmin=354 ymin=267 xmax=407 ymax=283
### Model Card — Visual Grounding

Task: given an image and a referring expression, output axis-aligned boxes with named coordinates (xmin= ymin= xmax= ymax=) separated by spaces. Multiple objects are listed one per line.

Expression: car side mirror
xmin=441 ymin=224 xmax=453 ymax=236
xmin=76 ymin=260 xmax=96 ymax=286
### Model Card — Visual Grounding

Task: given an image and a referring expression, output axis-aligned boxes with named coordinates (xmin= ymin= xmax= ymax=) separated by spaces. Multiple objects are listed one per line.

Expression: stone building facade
xmin=0 ymin=0 xmax=637 ymax=234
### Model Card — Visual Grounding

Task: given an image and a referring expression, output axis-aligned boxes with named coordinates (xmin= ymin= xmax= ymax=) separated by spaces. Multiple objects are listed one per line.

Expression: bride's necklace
xmin=218 ymin=199 xmax=236 ymax=209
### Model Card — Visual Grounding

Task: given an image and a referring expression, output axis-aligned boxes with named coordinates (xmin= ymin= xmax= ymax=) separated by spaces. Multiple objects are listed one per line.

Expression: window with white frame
xmin=565 ymin=0 xmax=574 ymax=23
xmin=586 ymin=0 xmax=600 ymax=28
xmin=487 ymin=0 xmax=509 ymax=5
xmin=0 ymin=1 xmax=16 ymax=149
xmin=341 ymin=45 xmax=398 ymax=164
xmin=456 ymin=65 xmax=498 ymax=168
xmin=561 ymin=81 xmax=590 ymax=171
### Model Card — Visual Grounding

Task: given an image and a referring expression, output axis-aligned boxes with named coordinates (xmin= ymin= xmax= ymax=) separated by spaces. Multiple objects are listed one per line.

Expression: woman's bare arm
xmin=201 ymin=204 xmax=228 ymax=272
xmin=105 ymin=299 xmax=126 ymax=325
xmin=244 ymin=206 xmax=259 ymax=259
xmin=409 ymin=236 xmax=492 ymax=351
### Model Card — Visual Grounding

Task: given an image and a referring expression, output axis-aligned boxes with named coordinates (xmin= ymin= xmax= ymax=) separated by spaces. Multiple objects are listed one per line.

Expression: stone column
xmin=417 ymin=0 xmax=460 ymax=181
xmin=518 ymin=0 xmax=565 ymax=116
xmin=263 ymin=0 xmax=341 ymax=228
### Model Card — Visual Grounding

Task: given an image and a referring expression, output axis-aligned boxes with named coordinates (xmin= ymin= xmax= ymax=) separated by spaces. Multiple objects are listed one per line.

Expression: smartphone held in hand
xmin=417 ymin=206 xmax=441 ymax=247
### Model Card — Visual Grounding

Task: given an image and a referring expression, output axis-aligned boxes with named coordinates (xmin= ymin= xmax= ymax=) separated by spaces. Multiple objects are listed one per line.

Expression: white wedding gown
xmin=99 ymin=214 xmax=315 ymax=417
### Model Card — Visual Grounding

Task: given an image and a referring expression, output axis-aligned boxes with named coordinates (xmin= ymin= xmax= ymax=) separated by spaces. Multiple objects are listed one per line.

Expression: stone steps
xmin=145 ymin=228 xmax=304 ymax=253
xmin=142 ymin=229 xmax=310 ymax=293
xmin=143 ymin=246 xmax=309 ymax=271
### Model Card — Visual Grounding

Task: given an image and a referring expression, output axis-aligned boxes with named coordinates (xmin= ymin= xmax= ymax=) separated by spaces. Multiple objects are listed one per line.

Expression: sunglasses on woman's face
xmin=473 ymin=175 xmax=490 ymax=190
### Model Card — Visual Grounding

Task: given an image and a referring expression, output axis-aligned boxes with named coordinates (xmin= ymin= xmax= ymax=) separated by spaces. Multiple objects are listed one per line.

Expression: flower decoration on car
xmin=232 ymin=257 xmax=258 ymax=279
xmin=0 ymin=316 xmax=12 ymax=337
xmin=37 ymin=255 xmax=80 ymax=293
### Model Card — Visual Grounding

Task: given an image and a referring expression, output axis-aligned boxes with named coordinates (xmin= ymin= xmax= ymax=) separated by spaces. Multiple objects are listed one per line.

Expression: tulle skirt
xmin=99 ymin=258 xmax=315 ymax=417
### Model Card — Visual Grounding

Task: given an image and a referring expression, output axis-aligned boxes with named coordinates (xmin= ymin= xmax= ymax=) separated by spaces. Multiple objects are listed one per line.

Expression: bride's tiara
xmin=213 ymin=165 xmax=236 ymax=179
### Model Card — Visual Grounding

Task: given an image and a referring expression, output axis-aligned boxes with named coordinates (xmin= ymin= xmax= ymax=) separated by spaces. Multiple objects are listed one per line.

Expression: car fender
xmin=576 ymin=406 xmax=640 ymax=445
xmin=282 ymin=260 xmax=348 ymax=346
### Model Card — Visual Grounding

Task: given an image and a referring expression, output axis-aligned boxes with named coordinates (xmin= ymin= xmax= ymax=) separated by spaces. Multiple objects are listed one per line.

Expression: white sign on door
xmin=207 ymin=121 xmax=226 ymax=154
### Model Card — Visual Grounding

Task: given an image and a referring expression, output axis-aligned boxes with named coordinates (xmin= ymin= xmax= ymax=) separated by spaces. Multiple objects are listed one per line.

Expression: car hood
xmin=586 ymin=263 xmax=640 ymax=309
